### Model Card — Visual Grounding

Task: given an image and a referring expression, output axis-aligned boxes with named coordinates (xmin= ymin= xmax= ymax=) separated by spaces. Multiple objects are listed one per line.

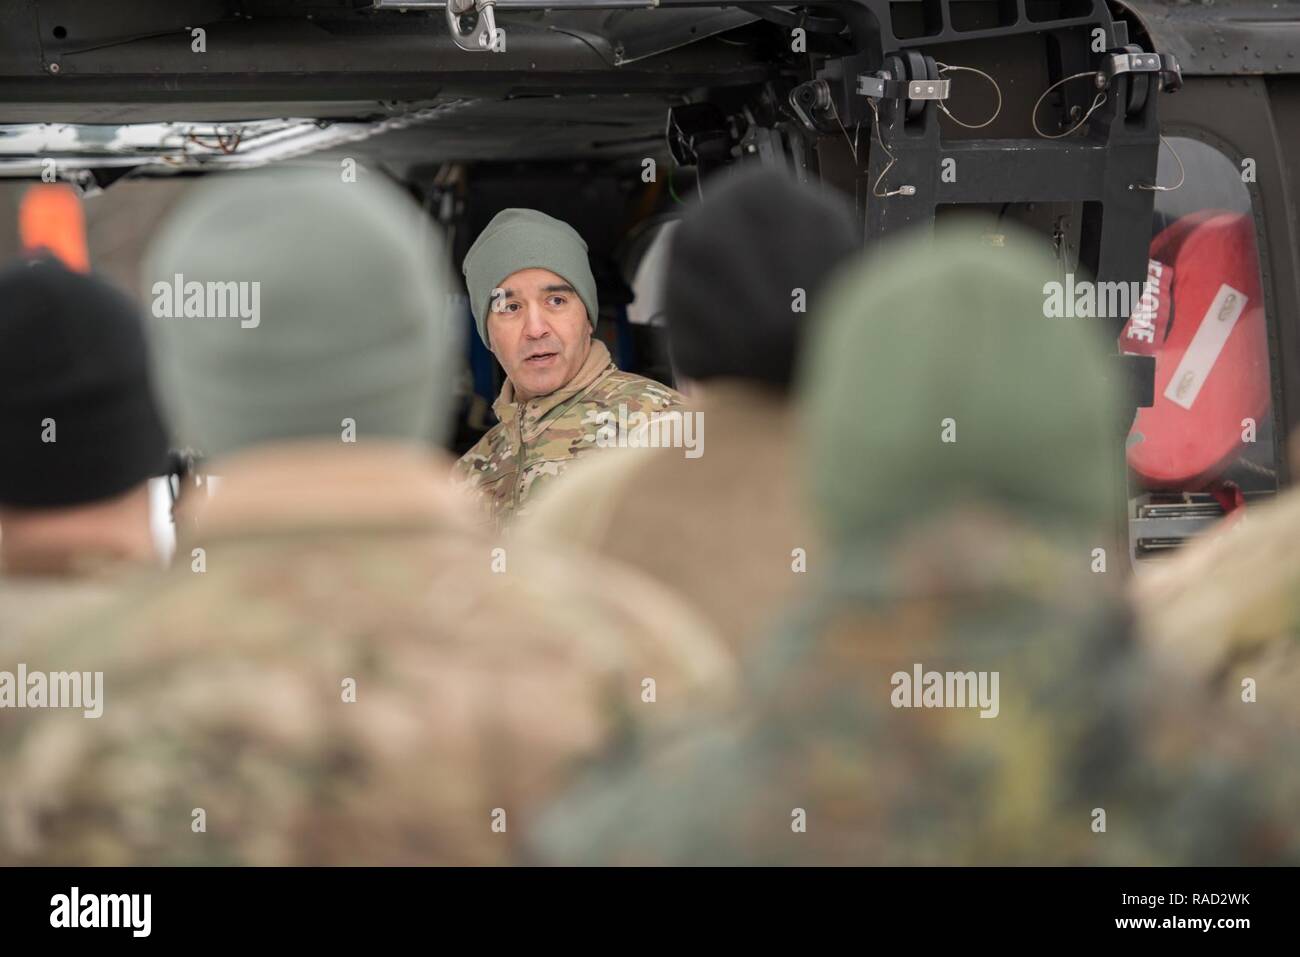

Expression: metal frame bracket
xmin=856 ymin=70 xmax=949 ymax=104
xmin=1098 ymin=50 xmax=1182 ymax=92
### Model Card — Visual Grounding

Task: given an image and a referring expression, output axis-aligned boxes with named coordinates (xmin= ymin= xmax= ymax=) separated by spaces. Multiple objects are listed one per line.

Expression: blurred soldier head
xmin=665 ymin=167 xmax=859 ymax=394
xmin=805 ymin=225 xmax=1120 ymax=574
xmin=462 ymin=209 xmax=599 ymax=401
xmin=0 ymin=258 xmax=169 ymax=574
xmin=142 ymin=167 xmax=459 ymax=462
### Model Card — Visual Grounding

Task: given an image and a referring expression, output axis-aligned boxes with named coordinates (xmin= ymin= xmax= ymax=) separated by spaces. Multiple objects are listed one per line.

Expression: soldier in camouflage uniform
xmin=0 ymin=257 xmax=170 ymax=645
xmin=521 ymin=169 xmax=859 ymax=654
xmin=454 ymin=208 xmax=685 ymax=527
xmin=532 ymin=227 xmax=1300 ymax=865
xmin=0 ymin=169 xmax=734 ymax=866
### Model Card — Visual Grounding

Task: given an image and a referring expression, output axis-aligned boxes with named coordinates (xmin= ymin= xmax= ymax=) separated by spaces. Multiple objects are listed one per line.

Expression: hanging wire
xmin=863 ymin=61 xmax=1001 ymax=196
xmin=186 ymin=128 xmax=243 ymax=154
xmin=867 ymin=98 xmax=912 ymax=198
xmin=933 ymin=62 xmax=1003 ymax=130
xmin=1032 ymin=71 xmax=1108 ymax=139
xmin=827 ymin=97 xmax=860 ymax=165
xmin=1135 ymin=135 xmax=1185 ymax=192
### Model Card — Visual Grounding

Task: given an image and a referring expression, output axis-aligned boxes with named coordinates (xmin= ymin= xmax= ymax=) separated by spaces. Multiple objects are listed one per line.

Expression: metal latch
xmin=856 ymin=71 xmax=949 ymax=103
xmin=906 ymin=78 xmax=949 ymax=100
xmin=1097 ymin=51 xmax=1182 ymax=92
xmin=446 ymin=0 xmax=501 ymax=52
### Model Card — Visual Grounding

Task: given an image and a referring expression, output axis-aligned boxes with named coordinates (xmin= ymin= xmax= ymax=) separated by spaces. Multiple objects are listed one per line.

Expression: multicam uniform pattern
xmin=0 ymin=446 xmax=733 ymax=866
xmin=453 ymin=340 xmax=684 ymax=527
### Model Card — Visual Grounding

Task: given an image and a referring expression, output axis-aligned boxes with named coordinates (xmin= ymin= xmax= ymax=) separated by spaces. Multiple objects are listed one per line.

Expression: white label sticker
xmin=1162 ymin=283 xmax=1247 ymax=411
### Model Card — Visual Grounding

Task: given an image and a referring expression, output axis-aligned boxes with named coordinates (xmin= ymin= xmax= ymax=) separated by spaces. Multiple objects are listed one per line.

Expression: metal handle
xmin=446 ymin=0 xmax=499 ymax=52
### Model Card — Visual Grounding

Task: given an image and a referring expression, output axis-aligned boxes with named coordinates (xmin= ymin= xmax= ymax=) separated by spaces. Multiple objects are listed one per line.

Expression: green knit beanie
xmin=142 ymin=167 xmax=459 ymax=460
xmin=462 ymin=208 xmax=599 ymax=349
xmin=801 ymin=224 xmax=1121 ymax=552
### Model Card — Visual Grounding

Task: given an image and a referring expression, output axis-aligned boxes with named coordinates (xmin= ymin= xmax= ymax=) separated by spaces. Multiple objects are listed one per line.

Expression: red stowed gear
xmin=1122 ymin=211 xmax=1269 ymax=490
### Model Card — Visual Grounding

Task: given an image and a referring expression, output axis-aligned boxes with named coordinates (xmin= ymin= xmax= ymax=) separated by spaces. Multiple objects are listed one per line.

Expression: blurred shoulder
xmin=516 ymin=444 xmax=655 ymax=547
xmin=1133 ymin=490 xmax=1300 ymax=685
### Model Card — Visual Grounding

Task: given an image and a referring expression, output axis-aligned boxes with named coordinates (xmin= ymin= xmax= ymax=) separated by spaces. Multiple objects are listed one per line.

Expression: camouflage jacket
xmin=520 ymin=381 xmax=819 ymax=656
xmin=0 ymin=442 xmax=734 ymax=866
xmin=534 ymin=506 xmax=1300 ymax=866
xmin=0 ymin=557 xmax=152 ymax=653
xmin=453 ymin=340 xmax=685 ymax=527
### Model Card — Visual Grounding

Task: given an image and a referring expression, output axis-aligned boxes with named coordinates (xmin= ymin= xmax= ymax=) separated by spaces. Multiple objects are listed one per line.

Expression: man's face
xmin=487 ymin=267 xmax=592 ymax=401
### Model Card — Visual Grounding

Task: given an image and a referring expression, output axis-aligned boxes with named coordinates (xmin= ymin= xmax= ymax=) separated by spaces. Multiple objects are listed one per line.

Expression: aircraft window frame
xmin=1125 ymin=130 xmax=1282 ymax=562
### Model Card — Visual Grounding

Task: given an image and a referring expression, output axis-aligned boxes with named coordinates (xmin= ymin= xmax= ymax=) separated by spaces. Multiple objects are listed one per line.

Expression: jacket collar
xmin=492 ymin=339 xmax=617 ymax=441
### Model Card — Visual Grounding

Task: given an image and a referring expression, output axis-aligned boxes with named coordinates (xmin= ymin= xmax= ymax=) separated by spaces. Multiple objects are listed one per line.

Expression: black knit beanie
xmin=664 ymin=167 xmax=860 ymax=390
xmin=0 ymin=257 xmax=170 ymax=508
